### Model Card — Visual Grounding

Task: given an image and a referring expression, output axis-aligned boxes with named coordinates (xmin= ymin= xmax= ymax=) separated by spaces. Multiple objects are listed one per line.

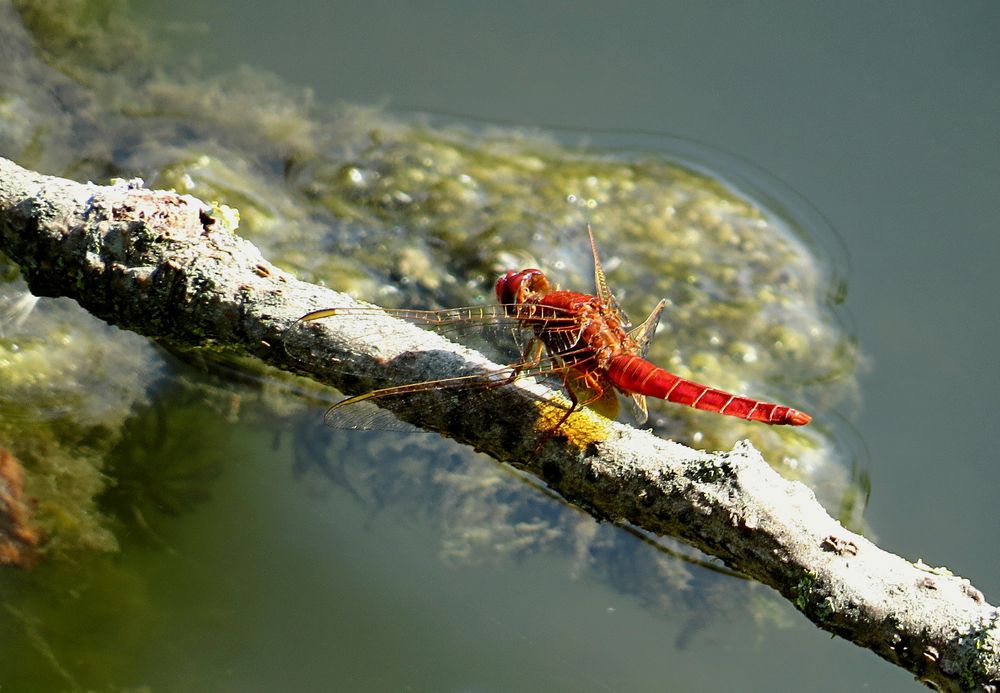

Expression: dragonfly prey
xmin=292 ymin=227 xmax=811 ymax=432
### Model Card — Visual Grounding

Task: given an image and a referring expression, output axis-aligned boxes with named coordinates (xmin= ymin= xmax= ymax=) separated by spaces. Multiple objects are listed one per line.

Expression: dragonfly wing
xmin=324 ymin=398 xmax=421 ymax=432
xmin=306 ymin=346 xmax=580 ymax=432
xmin=588 ymin=224 xmax=614 ymax=308
xmin=587 ymin=225 xmax=633 ymax=331
xmin=321 ymin=368 xmax=515 ymax=432
xmin=628 ymin=298 xmax=666 ymax=358
xmin=626 ymin=392 xmax=650 ymax=425
xmin=291 ymin=304 xmax=578 ymax=366
xmin=323 ymin=375 xmax=570 ymax=432
xmin=288 ymin=302 xmax=601 ymax=433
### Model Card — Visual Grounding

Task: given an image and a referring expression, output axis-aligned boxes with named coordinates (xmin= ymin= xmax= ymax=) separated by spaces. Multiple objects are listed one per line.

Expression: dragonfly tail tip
xmin=787 ymin=410 xmax=812 ymax=426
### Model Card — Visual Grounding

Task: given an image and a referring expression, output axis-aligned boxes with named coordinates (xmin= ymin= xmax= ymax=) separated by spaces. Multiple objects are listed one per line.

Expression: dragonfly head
xmin=495 ymin=269 xmax=552 ymax=306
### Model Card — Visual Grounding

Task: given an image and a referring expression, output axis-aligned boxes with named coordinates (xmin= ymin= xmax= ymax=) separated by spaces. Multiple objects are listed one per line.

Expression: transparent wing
xmin=285 ymin=305 xmax=596 ymax=432
xmin=321 ymin=357 xmax=577 ymax=431
xmin=292 ymin=303 xmax=583 ymax=364
xmin=587 ymin=225 xmax=632 ymax=331
xmin=628 ymin=298 xmax=667 ymax=358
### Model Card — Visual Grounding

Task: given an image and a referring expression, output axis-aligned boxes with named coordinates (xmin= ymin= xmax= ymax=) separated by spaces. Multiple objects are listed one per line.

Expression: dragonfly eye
xmin=495 ymin=269 xmax=547 ymax=306
xmin=495 ymin=270 xmax=519 ymax=305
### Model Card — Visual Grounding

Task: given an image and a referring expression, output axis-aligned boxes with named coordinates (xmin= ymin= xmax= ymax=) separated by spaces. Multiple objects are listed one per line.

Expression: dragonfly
xmin=291 ymin=227 xmax=811 ymax=433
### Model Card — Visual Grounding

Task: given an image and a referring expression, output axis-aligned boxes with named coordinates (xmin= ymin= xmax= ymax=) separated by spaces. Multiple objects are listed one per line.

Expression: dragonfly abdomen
xmin=607 ymin=354 xmax=810 ymax=426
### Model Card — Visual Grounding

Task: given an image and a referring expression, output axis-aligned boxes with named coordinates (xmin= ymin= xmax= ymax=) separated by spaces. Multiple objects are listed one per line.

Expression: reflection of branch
xmin=0 ymin=448 xmax=39 ymax=568
xmin=1 ymin=156 xmax=996 ymax=691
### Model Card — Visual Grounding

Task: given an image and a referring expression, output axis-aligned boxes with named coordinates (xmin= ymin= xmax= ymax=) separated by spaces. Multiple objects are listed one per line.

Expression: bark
xmin=1 ymin=156 xmax=997 ymax=691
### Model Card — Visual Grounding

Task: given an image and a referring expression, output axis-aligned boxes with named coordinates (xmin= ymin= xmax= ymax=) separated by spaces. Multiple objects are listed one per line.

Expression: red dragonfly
xmin=293 ymin=227 xmax=810 ymax=431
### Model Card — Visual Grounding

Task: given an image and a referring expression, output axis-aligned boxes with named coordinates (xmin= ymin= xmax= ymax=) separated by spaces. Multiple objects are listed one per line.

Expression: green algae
xmin=0 ymin=264 xmax=159 ymax=559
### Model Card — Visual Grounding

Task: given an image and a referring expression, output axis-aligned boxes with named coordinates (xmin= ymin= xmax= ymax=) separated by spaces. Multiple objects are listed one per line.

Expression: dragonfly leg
xmin=536 ymin=368 xmax=619 ymax=448
xmin=532 ymin=366 xmax=618 ymax=453
xmin=531 ymin=383 xmax=580 ymax=455
xmin=492 ymin=337 xmax=546 ymax=388
xmin=519 ymin=337 xmax=546 ymax=369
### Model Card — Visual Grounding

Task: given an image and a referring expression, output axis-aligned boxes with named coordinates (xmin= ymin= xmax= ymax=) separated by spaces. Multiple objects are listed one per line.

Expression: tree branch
xmin=1 ymin=156 xmax=996 ymax=691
